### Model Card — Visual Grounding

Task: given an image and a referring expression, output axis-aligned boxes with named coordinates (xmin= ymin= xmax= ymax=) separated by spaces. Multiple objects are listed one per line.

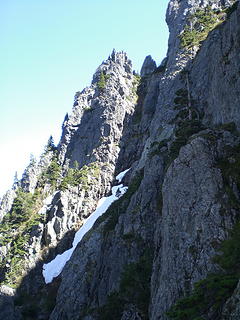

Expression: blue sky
xmin=0 ymin=0 xmax=169 ymax=197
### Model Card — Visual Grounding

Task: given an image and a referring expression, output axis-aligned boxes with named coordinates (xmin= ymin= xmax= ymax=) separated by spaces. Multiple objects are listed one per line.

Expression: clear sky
xmin=0 ymin=0 xmax=169 ymax=197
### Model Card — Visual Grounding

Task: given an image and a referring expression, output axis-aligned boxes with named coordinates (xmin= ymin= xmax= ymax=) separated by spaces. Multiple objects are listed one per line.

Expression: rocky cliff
xmin=1 ymin=1 xmax=240 ymax=319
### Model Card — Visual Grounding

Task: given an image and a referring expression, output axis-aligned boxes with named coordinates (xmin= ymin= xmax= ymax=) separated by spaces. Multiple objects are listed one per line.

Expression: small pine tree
xmin=73 ymin=160 xmax=79 ymax=170
xmin=13 ymin=172 xmax=19 ymax=185
xmin=45 ymin=135 xmax=56 ymax=152
xmin=97 ymin=71 xmax=106 ymax=90
xmin=29 ymin=153 xmax=36 ymax=166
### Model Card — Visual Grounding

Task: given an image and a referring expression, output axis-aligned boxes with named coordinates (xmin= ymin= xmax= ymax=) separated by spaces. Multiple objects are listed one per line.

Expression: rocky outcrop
xmin=0 ymin=286 xmax=21 ymax=320
xmin=151 ymin=130 xmax=240 ymax=318
xmin=222 ymin=280 xmax=240 ymax=319
xmin=1 ymin=1 xmax=240 ymax=320
xmin=0 ymin=51 xmax=138 ymax=319
xmin=165 ymin=0 xmax=234 ymax=73
xmin=0 ymin=189 xmax=16 ymax=222
xmin=58 ymin=50 xmax=134 ymax=170
xmin=140 ymin=56 xmax=157 ymax=77
xmin=43 ymin=50 xmax=136 ymax=254
xmin=21 ymin=152 xmax=54 ymax=193
xmin=189 ymin=2 xmax=240 ymax=129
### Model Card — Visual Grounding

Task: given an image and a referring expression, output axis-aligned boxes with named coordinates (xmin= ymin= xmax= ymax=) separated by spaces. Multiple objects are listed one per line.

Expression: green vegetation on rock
xmin=0 ymin=188 xmax=44 ymax=287
xmin=167 ymin=145 xmax=240 ymax=319
xmin=167 ymin=273 xmax=238 ymax=320
xmin=217 ymin=144 xmax=240 ymax=210
xmin=44 ymin=135 xmax=57 ymax=153
xmin=42 ymin=158 xmax=61 ymax=188
xmin=98 ymin=249 xmax=153 ymax=320
xmin=180 ymin=6 xmax=223 ymax=49
xmin=97 ymin=71 xmax=110 ymax=91
xmin=60 ymin=162 xmax=100 ymax=191
xmin=167 ymin=222 xmax=240 ymax=319
xmin=166 ymin=120 xmax=204 ymax=169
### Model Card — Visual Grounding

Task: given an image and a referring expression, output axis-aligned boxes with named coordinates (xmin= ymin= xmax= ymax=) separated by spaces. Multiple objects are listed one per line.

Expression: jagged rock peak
xmin=140 ymin=55 xmax=157 ymax=76
xmin=109 ymin=48 xmax=129 ymax=65
xmin=92 ymin=50 xmax=132 ymax=84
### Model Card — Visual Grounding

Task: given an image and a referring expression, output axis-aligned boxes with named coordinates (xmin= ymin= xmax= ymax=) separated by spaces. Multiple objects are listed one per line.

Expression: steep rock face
xmin=189 ymin=3 xmax=240 ymax=128
xmin=151 ymin=131 xmax=239 ymax=318
xmin=166 ymin=0 xmax=233 ymax=73
xmin=50 ymin=158 xmax=163 ymax=319
xmin=0 ymin=51 xmax=137 ymax=319
xmin=149 ymin=2 xmax=240 ymax=318
xmin=43 ymin=51 xmax=136 ymax=254
xmin=51 ymin=2 xmax=240 ymax=319
xmin=222 ymin=280 xmax=240 ymax=319
xmin=58 ymin=50 xmax=134 ymax=171
xmin=0 ymin=285 xmax=21 ymax=320
xmin=1 ymin=1 xmax=240 ymax=320
xmin=0 ymin=189 xmax=17 ymax=222
xmin=140 ymin=56 xmax=157 ymax=77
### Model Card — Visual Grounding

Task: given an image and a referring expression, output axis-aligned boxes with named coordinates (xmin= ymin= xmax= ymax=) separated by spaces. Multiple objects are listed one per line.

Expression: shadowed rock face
xmin=151 ymin=131 xmax=240 ymax=319
xmin=1 ymin=1 xmax=240 ymax=320
xmin=140 ymin=56 xmax=157 ymax=77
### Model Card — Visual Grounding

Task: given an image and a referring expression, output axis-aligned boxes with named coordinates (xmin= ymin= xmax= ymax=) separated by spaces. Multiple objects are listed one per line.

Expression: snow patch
xmin=116 ymin=168 xmax=130 ymax=183
xmin=42 ymin=168 xmax=130 ymax=284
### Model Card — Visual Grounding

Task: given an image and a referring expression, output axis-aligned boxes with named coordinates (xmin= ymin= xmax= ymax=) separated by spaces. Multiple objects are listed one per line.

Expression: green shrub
xmin=166 ymin=120 xmax=204 ymax=168
xmin=132 ymin=74 xmax=141 ymax=95
xmin=119 ymin=252 xmax=153 ymax=318
xmin=0 ymin=188 xmax=43 ymax=287
xmin=44 ymin=135 xmax=57 ymax=153
xmin=98 ymin=250 xmax=153 ymax=320
xmin=167 ymin=222 xmax=240 ymax=319
xmin=60 ymin=162 xmax=100 ymax=191
xmin=180 ymin=6 xmax=221 ymax=49
xmin=217 ymin=144 xmax=240 ymax=209
xmin=97 ymin=71 xmax=110 ymax=91
xmin=214 ymin=222 xmax=240 ymax=273
xmin=43 ymin=158 xmax=61 ymax=188
xmin=215 ymin=122 xmax=237 ymax=134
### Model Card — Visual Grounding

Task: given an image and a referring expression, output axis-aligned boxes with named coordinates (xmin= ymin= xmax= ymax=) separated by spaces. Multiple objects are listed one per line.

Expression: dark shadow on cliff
xmin=114 ymin=71 xmax=160 ymax=176
xmin=10 ymin=228 xmax=77 ymax=320
xmin=61 ymin=100 xmax=107 ymax=169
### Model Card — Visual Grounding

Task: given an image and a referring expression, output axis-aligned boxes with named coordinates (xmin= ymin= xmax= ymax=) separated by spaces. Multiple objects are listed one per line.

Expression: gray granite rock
xmin=222 ymin=280 xmax=240 ymax=319
xmin=1 ymin=1 xmax=240 ymax=319
xmin=150 ymin=132 xmax=239 ymax=319
xmin=140 ymin=55 xmax=157 ymax=77
xmin=0 ymin=189 xmax=16 ymax=222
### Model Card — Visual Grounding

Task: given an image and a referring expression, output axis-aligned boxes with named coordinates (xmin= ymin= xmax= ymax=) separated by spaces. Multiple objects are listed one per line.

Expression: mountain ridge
xmin=1 ymin=1 xmax=240 ymax=319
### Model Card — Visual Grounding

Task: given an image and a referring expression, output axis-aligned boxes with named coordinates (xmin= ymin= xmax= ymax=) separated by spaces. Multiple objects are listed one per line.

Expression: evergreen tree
xmin=45 ymin=135 xmax=56 ymax=152
xmin=97 ymin=71 xmax=106 ymax=90
xmin=13 ymin=172 xmax=19 ymax=185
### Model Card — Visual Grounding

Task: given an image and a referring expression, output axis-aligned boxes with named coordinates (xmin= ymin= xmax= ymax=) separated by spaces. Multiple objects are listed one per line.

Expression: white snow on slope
xmin=42 ymin=169 xmax=130 ymax=284
xmin=116 ymin=168 xmax=130 ymax=183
